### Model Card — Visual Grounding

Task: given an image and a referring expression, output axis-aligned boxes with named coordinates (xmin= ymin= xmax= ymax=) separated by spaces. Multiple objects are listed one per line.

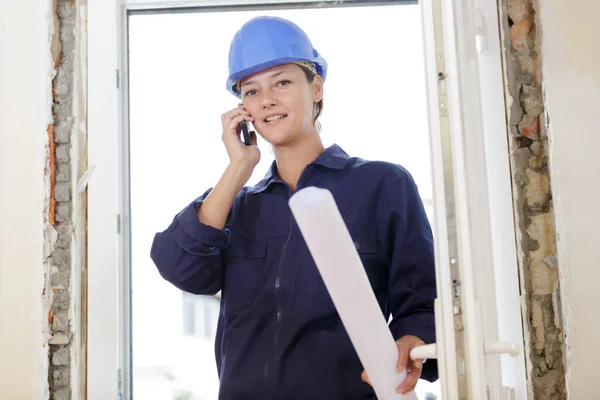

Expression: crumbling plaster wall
xmin=48 ymin=0 xmax=88 ymax=399
xmin=498 ymin=0 xmax=566 ymax=398
xmin=499 ymin=0 xmax=600 ymax=399
xmin=0 ymin=0 xmax=86 ymax=399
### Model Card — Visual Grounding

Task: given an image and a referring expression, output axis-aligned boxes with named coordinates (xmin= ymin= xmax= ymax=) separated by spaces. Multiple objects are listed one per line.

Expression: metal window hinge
xmin=116 ymin=69 xmax=121 ymax=89
xmin=117 ymin=214 xmax=121 ymax=234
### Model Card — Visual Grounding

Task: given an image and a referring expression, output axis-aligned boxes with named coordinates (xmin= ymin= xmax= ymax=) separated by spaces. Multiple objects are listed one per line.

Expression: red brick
xmin=521 ymin=116 xmax=540 ymax=138
xmin=47 ymin=124 xmax=56 ymax=225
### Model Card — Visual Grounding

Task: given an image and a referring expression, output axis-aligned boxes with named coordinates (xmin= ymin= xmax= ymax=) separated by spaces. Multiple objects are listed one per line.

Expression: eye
xmin=244 ymin=89 xmax=257 ymax=97
xmin=277 ymin=79 xmax=291 ymax=87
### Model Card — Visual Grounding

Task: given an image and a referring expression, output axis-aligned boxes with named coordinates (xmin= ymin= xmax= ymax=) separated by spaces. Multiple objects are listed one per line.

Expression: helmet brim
xmin=227 ymin=56 xmax=328 ymax=98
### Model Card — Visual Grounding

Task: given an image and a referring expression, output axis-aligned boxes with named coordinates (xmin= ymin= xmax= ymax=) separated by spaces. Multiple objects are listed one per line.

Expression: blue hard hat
xmin=226 ymin=16 xmax=328 ymax=97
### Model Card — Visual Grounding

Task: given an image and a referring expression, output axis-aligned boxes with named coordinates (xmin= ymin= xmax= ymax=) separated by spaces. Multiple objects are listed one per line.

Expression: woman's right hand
xmin=197 ymin=105 xmax=260 ymax=230
xmin=221 ymin=104 xmax=261 ymax=168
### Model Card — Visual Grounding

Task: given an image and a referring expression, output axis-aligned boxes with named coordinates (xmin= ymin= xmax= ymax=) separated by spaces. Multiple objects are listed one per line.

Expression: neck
xmin=273 ymin=131 xmax=325 ymax=191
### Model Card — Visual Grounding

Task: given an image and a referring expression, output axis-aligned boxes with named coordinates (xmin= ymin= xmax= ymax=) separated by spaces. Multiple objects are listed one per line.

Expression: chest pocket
xmin=222 ymin=239 xmax=268 ymax=315
xmin=299 ymin=223 xmax=381 ymax=311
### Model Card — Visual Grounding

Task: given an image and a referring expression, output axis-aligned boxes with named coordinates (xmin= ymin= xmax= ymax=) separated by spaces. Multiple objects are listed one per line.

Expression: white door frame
xmin=88 ymin=1 xmax=527 ymax=399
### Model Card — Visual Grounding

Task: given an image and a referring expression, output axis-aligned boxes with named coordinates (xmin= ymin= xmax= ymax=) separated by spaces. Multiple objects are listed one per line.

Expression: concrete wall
xmin=539 ymin=1 xmax=600 ymax=398
xmin=0 ymin=0 xmax=53 ymax=398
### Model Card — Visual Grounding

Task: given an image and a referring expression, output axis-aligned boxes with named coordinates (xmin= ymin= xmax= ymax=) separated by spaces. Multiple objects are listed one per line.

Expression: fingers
xmin=396 ymin=341 xmax=409 ymax=373
xmin=396 ymin=359 xmax=423 ymax=395
xmin=221 ymin=105 xmax=255 ymax=142
xmin=362 ymin=337 xmax=426 ymax=395
xmin=362 ymin=361 xmax=423 ymax=395
xmin=361 ymin=370 xmax=372 ymax=387
xmin=221 ymin=104 xmax=251 ymax=124
xmin=222 ymin=114 xmax=254 ymax=140
xmin=229 ymin=113 xmax=253 ymax=127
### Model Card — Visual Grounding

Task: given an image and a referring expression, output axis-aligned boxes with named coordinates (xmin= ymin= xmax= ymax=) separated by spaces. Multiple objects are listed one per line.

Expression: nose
xmin=260 ymin=88 xmax=276 ymax=109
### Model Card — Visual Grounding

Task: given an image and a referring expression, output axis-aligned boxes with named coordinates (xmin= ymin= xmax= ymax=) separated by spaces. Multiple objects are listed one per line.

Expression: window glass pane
xmin=129 ymin=5 xmax=440 ymax=399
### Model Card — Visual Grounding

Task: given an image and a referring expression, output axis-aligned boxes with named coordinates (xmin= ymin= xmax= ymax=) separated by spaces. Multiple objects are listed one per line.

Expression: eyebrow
xmin=241 ymin=70 xmax=287 ymax=88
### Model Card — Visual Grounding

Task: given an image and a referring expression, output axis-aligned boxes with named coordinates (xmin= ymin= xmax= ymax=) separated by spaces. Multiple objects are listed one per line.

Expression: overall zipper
xmin=264 ymin=167 xmax=308 ymax=399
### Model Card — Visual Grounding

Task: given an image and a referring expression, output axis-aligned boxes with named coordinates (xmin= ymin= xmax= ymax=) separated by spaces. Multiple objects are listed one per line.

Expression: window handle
xmin=410 ymin=341 xmax=521 ymax=360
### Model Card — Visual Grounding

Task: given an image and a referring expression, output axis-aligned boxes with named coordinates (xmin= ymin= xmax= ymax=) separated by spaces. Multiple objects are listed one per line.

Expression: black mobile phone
xmin=240 ymin=121 xmax=253 ymax=146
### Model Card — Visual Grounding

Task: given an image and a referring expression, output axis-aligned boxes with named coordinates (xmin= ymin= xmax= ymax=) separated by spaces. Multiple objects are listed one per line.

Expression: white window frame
xmin=421 ymin=0 xmax=528 ymax=398
xmin=88 ymin=1 xmax=527 ymax=399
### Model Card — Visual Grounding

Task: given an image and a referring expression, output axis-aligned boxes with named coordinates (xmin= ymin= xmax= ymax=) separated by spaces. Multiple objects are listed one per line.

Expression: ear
xmin=312 ymin=75 xmax=324 ymax=103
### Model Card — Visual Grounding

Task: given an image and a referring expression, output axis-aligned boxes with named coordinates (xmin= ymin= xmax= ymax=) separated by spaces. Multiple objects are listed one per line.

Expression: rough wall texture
xmin=47 ymin=1 xmax=77 ymax=399
xmin=498 ymin=0 xmax=567 ymax=398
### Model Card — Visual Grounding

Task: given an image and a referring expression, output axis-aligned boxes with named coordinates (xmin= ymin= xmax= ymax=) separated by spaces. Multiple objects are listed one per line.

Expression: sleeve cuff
xmin=168 ymin=201 xmax=230 ymax=254
xmin=389 ymin=313 xmax=436 ymax=345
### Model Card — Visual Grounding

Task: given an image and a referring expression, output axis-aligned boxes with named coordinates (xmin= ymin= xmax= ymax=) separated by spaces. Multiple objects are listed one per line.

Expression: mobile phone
xmin=240 ymin=121 xmax=253 ymax=146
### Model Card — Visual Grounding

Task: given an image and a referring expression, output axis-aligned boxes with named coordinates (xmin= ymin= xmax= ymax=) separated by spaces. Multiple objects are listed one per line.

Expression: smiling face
xmin=240 ymin=63 xmax=323 ymax=147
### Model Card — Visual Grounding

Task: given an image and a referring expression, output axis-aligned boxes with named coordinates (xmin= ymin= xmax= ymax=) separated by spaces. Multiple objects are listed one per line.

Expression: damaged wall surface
xmin=539 ymin=0 xmax=600 ymax=398
xmin=498 ymin=0 xmax=566 ymax=398
xmin=499 ymin=0 xmax=600 ymax=398
xmin=47 ymin=0 xmax=87 ymax=399
xmin=0 ymin=0 xmax=86 ymax=399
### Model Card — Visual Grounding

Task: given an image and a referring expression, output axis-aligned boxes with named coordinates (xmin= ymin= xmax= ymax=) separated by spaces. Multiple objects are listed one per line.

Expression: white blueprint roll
xmin=289 ymin=186 xmax=418 ymax=400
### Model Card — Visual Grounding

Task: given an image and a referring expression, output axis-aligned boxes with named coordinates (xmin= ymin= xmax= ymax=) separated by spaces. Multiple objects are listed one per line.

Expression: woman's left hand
xmin=360 ymin=334 xmax=426 ymax=395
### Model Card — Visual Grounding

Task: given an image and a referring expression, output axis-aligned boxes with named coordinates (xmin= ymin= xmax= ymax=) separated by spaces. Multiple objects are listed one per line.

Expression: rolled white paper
xmin=289 ymin=187 xmax=418 ymax=400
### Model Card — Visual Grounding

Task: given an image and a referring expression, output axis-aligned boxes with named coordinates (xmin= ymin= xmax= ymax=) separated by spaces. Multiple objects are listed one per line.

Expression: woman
xmin=151 ymin=16 xmax=437 ymax=399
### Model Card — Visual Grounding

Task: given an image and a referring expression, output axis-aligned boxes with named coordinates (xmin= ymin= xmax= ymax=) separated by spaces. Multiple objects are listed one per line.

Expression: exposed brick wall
xmin=498 ymin=0 xmax=567 ymax=398
xmin=47 ymin=1 xmax=77 ymax=399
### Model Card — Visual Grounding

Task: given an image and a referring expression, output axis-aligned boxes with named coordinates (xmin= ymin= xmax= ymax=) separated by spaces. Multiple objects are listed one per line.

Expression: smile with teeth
xmin=265 ymin=114 xmax=287 ymax=122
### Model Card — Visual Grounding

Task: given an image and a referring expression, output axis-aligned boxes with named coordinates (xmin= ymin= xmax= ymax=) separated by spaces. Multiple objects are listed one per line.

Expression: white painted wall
xmin=540 ymin=1 xmax=600 ymax=398
xmin=0 ymin=0 xmax=53 ymax=398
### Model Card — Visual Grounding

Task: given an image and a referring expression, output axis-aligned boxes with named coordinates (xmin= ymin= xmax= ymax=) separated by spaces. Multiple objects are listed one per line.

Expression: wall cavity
xmin=46 ymin=0 xmax=87 ymax=399
xmin=497 ymin=0 xmax=567 ymax=398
